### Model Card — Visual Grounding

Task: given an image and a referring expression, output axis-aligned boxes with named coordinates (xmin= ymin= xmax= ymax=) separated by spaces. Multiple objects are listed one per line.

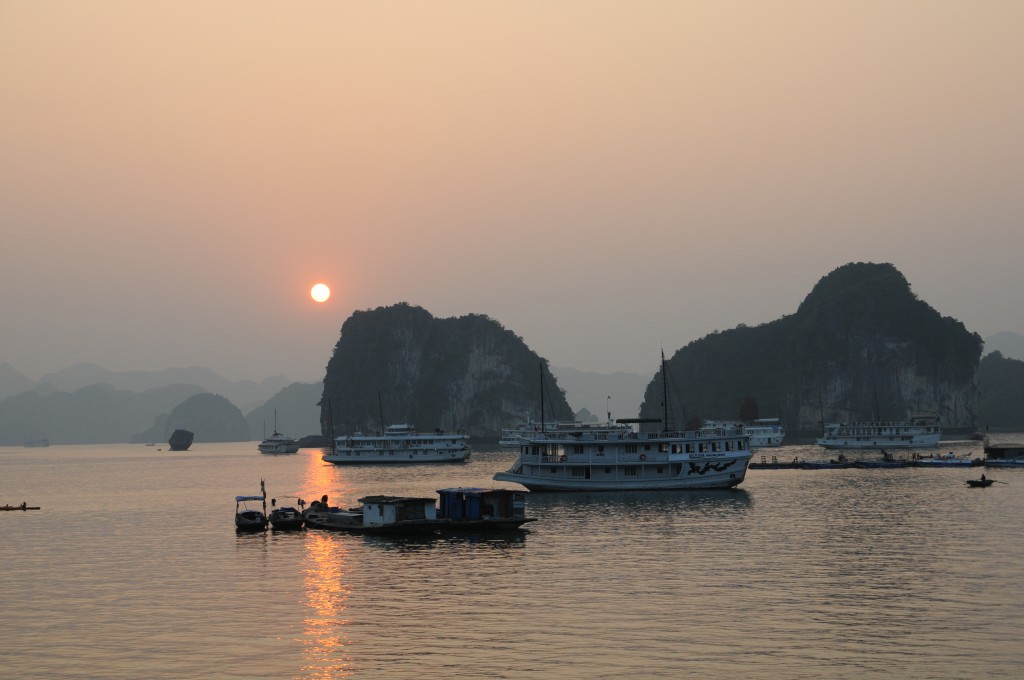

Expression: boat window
xmin=725 ymin=441 xmax=732 ymax=451
xmin=686 ymin=443 xmax=695 ymax=453
xmin=698 ymin=443 xmax=707 ymax=453
xmin=625 ymin=444 xmax=637 ymax=454
xmin=660 ymin=443 xmax=669 ymax=453
xmin=624 ymin=466 xmax=638 ymax=476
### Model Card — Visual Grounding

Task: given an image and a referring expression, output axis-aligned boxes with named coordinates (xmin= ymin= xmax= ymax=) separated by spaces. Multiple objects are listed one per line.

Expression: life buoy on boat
xmin=639 ymin=454 xmax=646 ymax=461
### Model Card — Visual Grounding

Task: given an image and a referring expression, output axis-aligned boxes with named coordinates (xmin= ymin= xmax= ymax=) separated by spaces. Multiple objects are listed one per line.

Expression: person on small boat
xmin=981 ymin=474 xmax=987 ymax=482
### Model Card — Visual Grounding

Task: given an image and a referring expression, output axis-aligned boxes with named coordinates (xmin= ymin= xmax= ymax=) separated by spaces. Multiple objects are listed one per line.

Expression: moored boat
xmin=268 ymin=496 xmax=304 ymax=530
xmin=966 ymin=478 xmax=995 ymax=488
xmin=303 ymin=494 xmax=442 ymax=535
xmin=493 ymin=419 xmax=752 ymax=491
xmin=436 ymin=487 xmax=536 ymax=530
xmin=816 ymin=415 xmax=940 ymax=450
xmin=323 ymin=424 xmax=470 ymax=464
xmin=495 ymin=355 xmax=752 ymax=492
xmin=983 ymin=443 xmax=1024 ymax=467
xmin=913 ymin=452 xmax=979 ymax=467
xmin=702 ymin=418 xmax=786 ymax=448
xmin=235 ymin=480 xmax=268 ymax=532
xmin=749 ymin=454 xmax=803 ymax=469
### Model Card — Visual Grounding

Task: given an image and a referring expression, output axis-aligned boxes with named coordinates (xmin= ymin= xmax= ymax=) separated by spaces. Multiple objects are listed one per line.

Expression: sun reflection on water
xmin=300 ymin=532 xmax=354 ymax=678
xmin=298 ymin=450 xmax=357 ymax=678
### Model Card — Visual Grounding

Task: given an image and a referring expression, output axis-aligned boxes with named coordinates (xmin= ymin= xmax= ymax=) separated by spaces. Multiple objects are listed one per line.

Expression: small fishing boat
xmin=2 ymin=503 xmax=40 ymax=511
xmin=966 ymin=478 xmax=995 ymax=488
xmin=268 ymin=496 xmax=304 ymax=530
xmin=303 ymin=494 xmax=442 ymax=535
xmin=235 ymin=480 xmax=268 ymax=532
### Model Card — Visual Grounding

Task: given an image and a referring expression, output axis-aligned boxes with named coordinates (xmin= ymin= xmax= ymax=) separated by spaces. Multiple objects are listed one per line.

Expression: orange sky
xmin=2 ymin=1 xmax=1022 ymax=380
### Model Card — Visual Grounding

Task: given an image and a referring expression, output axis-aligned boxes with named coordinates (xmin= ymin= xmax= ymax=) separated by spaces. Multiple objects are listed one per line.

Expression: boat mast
xmin=539 ymin=361 xmax=545 ymax=433
xmin=377 ymin=391 xmax=385 ymax=434
xmin=661 ymin=349 xmax=669 ymax=432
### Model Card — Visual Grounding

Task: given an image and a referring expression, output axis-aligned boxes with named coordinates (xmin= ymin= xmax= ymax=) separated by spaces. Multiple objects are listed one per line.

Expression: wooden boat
xmin=436 ymin=487 xmax=536 ymax=531
xmin=268 ymin=495 xmax=304 ymax=530
xmin=2 ymin=503 xmax=40 ymax=511
xmin=235 ymin=480 xmax=268 ymax=532
xmin=749 ymin=455 xmax=802 ymax=470
xmin=966 ymin=479 xmax=995 ymax=488
xmin=303 ymin=494 xmax=442 ymax=535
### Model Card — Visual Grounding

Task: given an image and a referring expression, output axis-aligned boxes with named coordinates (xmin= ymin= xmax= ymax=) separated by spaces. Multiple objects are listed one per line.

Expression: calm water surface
xmin=2 ymin=439 xmax=1023 ymax=679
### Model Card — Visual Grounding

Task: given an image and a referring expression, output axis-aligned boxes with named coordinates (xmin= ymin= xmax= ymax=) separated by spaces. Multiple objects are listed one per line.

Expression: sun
xmin=310 ymin=283 xmax=331 ymax=303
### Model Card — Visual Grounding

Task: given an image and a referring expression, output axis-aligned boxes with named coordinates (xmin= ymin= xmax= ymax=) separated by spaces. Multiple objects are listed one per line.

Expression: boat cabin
xmin=983 ymin=443 xmax=1024 ymax=462
xmin=357 ymin=495 xmax=437 ymax=528
xmin=436 ymin=487 xmax=528 ymax=522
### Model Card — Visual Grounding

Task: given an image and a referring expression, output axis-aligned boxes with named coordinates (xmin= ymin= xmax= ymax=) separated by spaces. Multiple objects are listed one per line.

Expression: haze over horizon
xmin=3 ymin=2 xmax=1022 ymax=383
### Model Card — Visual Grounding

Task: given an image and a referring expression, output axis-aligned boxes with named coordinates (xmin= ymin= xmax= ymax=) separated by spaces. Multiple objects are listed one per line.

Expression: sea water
xmin=2 ymin=439 xmax=1023 ymax=679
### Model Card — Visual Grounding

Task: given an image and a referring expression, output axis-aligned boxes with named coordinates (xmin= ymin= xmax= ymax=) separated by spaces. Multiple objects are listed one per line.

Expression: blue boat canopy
xmin=235 ymin=495 xmax=265 ymax=502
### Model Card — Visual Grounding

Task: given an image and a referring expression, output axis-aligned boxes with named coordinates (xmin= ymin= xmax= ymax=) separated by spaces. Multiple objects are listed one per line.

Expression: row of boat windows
xmin=330 ymin=450 xmax=456 ymax=456
xmin=529 ymin=440 xmax=746 ymax=456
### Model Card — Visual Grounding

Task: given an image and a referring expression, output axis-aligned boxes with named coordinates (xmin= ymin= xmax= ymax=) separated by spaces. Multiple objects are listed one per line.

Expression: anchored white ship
xmin=701 ymin=418 xmax=785 ymax=448
xmin=323 ymin=424 xmax=470 ymax=464
xmin=815 ymin=415 xmax=941 ymax=449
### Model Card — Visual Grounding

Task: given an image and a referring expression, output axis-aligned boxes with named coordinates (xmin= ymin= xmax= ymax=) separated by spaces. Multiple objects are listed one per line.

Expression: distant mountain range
xmin=984 ymin=331 xmax=1024 ymax=362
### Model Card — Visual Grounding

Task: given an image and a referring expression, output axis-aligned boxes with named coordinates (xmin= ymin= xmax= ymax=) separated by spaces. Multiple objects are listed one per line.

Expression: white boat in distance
xmin=815 ymin=415 xmax=941 ymax=450
xmin=493 ymin=419 xmax=752 ymax=491
xmin=701 ymin=418 xmax=785 ymax=448
xmin=499 ymin=417 xmax=632 ymax=447
xmin=258 ymin=411 xmax=300 ymax=454
xmin=322 ymin=424 xmax=470 ymax=464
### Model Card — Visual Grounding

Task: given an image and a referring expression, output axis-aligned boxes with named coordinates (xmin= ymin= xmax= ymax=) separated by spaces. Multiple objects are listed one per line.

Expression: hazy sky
xmin=2 ymin=1 xmax=1022 ymax=382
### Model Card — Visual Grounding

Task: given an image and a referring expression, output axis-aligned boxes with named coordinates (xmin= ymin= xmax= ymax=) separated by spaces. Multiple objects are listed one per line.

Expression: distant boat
xmin=23 ymin=438 xmax=49 ymax=448
xmin=702 ymin=418 xmax=786 ymax=448
xmin=499 ymin=417 xmax=631 ymax=448
xmin=323 ymin=424 xmax=470 ymax=464
xmin=168 ymin=429 xmax=194 ymax=451
xmin=816 ymin=415 xmax=940 ymax=450
xmin=966 ymin=478 xmax=995 ymax=488
xmin=258 ymin=410 xmax=300 ymax=454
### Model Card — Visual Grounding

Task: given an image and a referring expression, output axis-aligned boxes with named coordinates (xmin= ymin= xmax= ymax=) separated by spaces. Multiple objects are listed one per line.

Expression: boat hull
xmin=494 ymin=461 xmax=748 ymax=492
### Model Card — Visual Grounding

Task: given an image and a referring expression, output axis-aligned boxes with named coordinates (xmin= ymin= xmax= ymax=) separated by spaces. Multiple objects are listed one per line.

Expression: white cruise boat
xmin=494 ymin=419 xmax=752 ymax=491
xmin=499 ymin=417 xmax=632 ymax=448
xmin=815 ymin=415 xmax=940 ymax=450
xmin=258 ymin=411 xmax=300 ymax=454
xmin=701 ymin=418 xmax=785 ymax=448
xmin=258 ymin=431 xmax=300 ymax=454
xmin=323 ymin=424 xmax=470 ymax=464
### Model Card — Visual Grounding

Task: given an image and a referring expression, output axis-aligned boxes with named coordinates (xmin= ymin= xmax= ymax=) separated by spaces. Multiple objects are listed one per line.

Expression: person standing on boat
xmin=981 ymin=473 xmax=987 ymax=482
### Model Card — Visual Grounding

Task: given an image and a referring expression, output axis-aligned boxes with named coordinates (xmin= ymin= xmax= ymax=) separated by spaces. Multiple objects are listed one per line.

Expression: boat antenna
xmin=377 ymin=390 xmax=385 ymax=434
xmin=606 ymin=395 xmax=611 ymax=426
xmin=326 ymin=397 xmax=335 ymax=444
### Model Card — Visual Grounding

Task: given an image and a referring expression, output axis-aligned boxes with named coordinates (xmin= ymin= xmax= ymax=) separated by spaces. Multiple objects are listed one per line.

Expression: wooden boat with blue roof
xmin=436 ymin=487 xmax=536 ymax=531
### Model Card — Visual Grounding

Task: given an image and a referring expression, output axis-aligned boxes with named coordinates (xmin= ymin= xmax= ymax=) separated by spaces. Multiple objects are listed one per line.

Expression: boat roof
xmin=235 ymin=495 xmax=265 ymax=502
xmin=357 ymin=495 xmax=436 ymax=504
xmin=437 ymin=487 xmax=517 ymax=496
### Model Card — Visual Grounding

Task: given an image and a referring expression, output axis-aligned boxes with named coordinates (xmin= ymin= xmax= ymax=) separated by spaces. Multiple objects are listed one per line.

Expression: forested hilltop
xmin=321 ymin=303 xmax=573 ymax=438
xmin=639 ymin=262 xmax=983 ymax=432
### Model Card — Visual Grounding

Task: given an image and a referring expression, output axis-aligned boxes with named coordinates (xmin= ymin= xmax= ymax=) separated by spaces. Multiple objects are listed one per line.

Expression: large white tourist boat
xmin=493 ymin=419 xmax=752 ymax=491
xmin=323 ymin=424 xmax=470 ymax=464
xmin=815 ymin=415 xmax=941 ymax=449
xmin=701 ymin=418 xmax=786 ymax=448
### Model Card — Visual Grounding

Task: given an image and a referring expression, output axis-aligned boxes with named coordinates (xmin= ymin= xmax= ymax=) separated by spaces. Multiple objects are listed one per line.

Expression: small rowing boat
xmin=966 ymin=479 xmax=995 ymax=488
xmin=2 ymin=504 xmax=40 ymax=511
